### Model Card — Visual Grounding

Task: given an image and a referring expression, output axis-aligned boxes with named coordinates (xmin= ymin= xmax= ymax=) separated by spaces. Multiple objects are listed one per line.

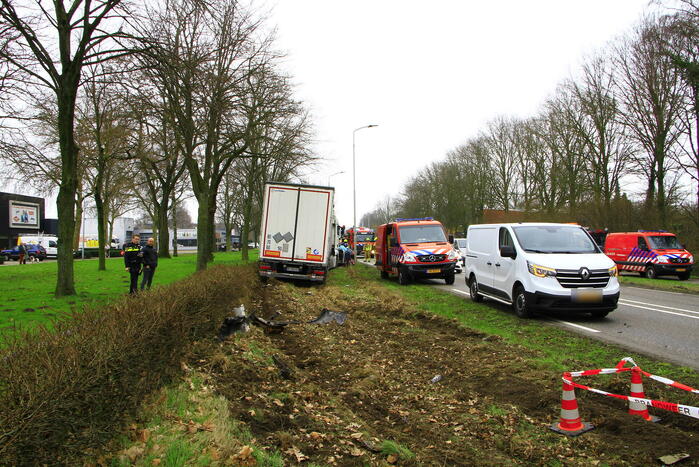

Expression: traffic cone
xmin=550 ymin=373 xmax=594 ymax=436
xmin=628 ymin=367 xmax=660 ymax=422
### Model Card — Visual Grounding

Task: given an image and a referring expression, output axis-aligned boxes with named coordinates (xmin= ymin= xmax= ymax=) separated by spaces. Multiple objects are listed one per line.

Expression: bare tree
xmin=484 ymin=117 xmax=519 ymax=211
xmin=615 ymin=18 xmax=686 ymax=226
xmin=0 ymin=0 xmax=136 ymax=295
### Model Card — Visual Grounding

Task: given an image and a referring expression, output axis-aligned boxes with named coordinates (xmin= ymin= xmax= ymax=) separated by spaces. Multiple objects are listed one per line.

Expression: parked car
xmin=464 ymin=223 xmax=619 ymax=319
xmin=453 ymin=237 xmax=467 ymax=267
xmin=604 ymin=230 xmax=693 ymax=280
xmin=2 ymin=244 xmax=47 ymax=261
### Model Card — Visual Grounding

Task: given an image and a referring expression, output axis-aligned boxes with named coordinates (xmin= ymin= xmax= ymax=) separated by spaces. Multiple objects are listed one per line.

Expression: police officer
xmin=123 ymin=234 xmax=143 ymax=294
xmin=140 ymin=237 xmax=158 ymax=291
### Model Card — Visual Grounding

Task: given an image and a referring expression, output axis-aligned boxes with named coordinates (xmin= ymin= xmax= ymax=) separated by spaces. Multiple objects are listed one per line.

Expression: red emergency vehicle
xmin=604 ymin=231 xmax=693 ymax=280
xmin=375 ymin=218 xmax=458 ymax=285
xmin=346 ymin=226 xmax=375 ymax=257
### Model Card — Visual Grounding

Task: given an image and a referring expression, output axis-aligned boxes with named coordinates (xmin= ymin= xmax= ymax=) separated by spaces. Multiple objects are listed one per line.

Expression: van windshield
xmin=512 ymin=225 xmax=599 ymax=254
xmin=398 ymin=225 xmax=447 ymax=243
xmin=647 ymin=235 xmax=682 ymax=250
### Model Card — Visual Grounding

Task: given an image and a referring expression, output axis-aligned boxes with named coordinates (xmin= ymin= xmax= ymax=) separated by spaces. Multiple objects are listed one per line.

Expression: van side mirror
xmin=448 ymin=234 xmax=454 ymax=244
xmin=500 ymin=245 xmax=516 ymax=259
xmin=390 ymin=238 xmax=398 ymax=247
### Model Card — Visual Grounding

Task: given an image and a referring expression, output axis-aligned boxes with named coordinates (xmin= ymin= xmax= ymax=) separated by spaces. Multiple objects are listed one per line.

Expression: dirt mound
xmin=203 ymin=270 xmax=699 ymax=466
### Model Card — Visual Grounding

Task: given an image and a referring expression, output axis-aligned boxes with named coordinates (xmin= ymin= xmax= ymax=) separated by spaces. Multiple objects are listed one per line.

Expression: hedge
xmin=0 ymin=264 xmax=255 ymax=465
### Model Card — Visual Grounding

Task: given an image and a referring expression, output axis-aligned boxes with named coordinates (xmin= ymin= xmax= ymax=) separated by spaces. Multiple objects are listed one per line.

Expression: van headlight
xmin=527 ymin=261 xmax=556 ymax=278
xmin=447 ymin=250 xmax=458 ymax=260
xmin=608 ymin=265 xmax=618 ymax=277
xmin=403 ymin=252 xmax=417 ymax=262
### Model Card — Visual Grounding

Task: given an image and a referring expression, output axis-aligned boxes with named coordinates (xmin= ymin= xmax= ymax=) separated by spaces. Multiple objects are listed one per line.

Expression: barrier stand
xmin=550 ymin=357 xmax=699 ymax=437
xmin=549 ymin=372 xmax=594 ymax=436
xmin=628 ymin=367 xmax=660 ymax=422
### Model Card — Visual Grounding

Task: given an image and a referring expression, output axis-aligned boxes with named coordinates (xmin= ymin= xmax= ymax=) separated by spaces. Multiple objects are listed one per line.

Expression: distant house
xmin=482 ymin=209 xmax=527 ymax=224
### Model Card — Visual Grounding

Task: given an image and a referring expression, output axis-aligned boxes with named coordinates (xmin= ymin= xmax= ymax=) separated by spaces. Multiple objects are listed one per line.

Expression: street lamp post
xmin=327 ymin=170 xmax=345 ymax=186
xmin=352 ymin=124 xmax=378 ymax=264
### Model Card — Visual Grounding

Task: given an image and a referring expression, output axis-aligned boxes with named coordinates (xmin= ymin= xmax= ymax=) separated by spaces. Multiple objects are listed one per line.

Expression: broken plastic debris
xmin=658 ymin=453 xmax=690 ymax=465
xmin=430 ymin=375 xmax=443 ymax=384
xmin=217 ymin=305 xmax=249 ymax=340
xmin=308 ymin=309 xmax=347 ymax=325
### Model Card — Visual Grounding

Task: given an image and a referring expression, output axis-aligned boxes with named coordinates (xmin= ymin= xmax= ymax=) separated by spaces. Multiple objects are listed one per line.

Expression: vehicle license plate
xmin=286 ymin=266 xmax=300 ymax=272
xmin=572 ymin=288 xmax=602 ymax=303
xmin=428 ymin=268 xmax=441 ymax=273
xmin=676 ymin=268 xmax=686 ymax=272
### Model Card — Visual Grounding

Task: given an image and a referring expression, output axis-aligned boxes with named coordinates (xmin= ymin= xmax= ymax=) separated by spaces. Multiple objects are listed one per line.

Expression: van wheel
xmin=513 ymin=286 xmax=533 ymax=319
xmin=645 ymin=265 xmax=658 ymax=280
xmin=590 ymin=310 xmax=609 ymax=319
xmin=678 ymin=271 xmax=690 ymax=281
xmin=444 ymin=272 xmax=455 ymax=285
xmin=398 ymin=267 xmax=411 ymax=285
xmin=469 ymin=276 xmax=483 ymax=303
xmin=380 ymin=270 xmax=389 ymax=279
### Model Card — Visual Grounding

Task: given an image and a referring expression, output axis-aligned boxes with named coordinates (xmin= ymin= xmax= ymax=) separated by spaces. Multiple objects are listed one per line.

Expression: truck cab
xmin=375 ymin=218 xmax=457 ymax=285
xmin=604 ymin=231 xmax=693 ymax=280
xmin=347 ymin=227 xmax=376 ymax=258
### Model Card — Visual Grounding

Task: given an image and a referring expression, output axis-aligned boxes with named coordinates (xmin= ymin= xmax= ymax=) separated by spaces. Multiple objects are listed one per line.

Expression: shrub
xmin=0 ymin=264 xmax=256 ymax=465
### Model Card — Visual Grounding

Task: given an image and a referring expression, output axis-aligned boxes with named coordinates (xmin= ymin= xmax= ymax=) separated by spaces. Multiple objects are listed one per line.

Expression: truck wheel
xmin=645 ymin=265 xmax=658 ymax=280
xmin=469 ymin=276 xmax=483 ymax=303
xmin=678 ymin=271 xmax=690 ymax=281
xmin=444 ymin=272 xmax=455 ymax=285
xmin=398 ymin=267 xmax=411 ymax=285
xmin=380 ymin=270 xmax=389 ymax=279
xmin=513 ymin=285 xmax=533 ymax=319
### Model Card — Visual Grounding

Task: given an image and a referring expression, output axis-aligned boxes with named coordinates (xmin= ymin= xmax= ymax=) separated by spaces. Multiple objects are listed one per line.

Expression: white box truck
xmin=258 ymin=182 xmax=338 ymax=282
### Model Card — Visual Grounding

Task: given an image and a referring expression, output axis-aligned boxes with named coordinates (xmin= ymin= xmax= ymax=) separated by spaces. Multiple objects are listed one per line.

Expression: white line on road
xmin=452 ymin=288 xmax=469 ymax=295
xmin=550 ymin=319 xmax=601 ymax=333
xmin=625 ymin=286 xmax=691 ymax=296
xmin=618 ymin=298 xmax=699 ymax=316
xmin=618 ymin=300 xmax=699 ymax=320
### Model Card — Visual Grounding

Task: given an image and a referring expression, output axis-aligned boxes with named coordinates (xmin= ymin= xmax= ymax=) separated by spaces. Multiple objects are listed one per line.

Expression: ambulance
xmin=604 ymin=231 xmax=693 ymax=280
xmin=375 ymin=218 xmax=458 ymax=285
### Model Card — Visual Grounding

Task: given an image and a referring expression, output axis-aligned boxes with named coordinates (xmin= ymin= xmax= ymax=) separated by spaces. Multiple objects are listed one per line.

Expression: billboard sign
xmin=9 ymin=200 xmax=40 ymax=229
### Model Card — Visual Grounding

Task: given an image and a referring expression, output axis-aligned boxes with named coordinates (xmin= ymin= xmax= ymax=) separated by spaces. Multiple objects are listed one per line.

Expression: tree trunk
xmin=73 ymin=198 xmax=83 ymax=251
xmin=156 ymin=202 xmax=171 ymax=259
xmin=55 ymin=86 xmax=79 ymax=297
xmin=224 ymin=221 xmax=232 ymax=252
xmin=195 ymin=192 xmax=216 ymax=271
xmin=95 ymin=187 xmax=106 ymax=271
xmin=240 ymin=191 xmax=254 ymax=263
xmin=171 ymin=194 xmax=178 ymax=257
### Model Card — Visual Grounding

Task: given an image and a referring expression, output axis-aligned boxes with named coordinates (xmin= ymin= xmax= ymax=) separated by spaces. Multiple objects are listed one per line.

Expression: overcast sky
xmin=36 ymin=1 xmax=658 ymax=223
xmin=269 ymin=0 xmax=654 ymax=227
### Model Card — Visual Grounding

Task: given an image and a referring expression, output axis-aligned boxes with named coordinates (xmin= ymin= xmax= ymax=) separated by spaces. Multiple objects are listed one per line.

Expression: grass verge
xmin=0 ymin=250 xmax=258 ymax=333
xmin=618 ymin=273 xmax=699 ymax=294
xmin=345 ymin=264 xmax=699 ymax=387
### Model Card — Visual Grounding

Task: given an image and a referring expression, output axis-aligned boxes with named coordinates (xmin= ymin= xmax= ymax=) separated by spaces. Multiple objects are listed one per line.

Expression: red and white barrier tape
xmin=562 ymin=376 xmax=699 ymax=420
xmin=562 ymin=357 xmax=699 ymax=420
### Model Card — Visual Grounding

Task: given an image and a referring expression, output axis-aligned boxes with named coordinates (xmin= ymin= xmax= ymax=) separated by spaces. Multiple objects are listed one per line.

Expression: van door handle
xmin=495 ymin=263 xmax=501 ymax=267
xmin=486 ymin=262 xmax=492 ymax=266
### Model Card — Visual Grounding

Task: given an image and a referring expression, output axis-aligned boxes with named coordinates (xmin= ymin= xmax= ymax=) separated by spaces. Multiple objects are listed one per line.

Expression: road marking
xmin=625 ymin=286 xmax=691 ymax=296
xmin=619 ymin=298 xmax=699 ymax=316
xmin=550 ymin=319 xmax=601 ymax=333
xmin=618 ymin=300 xmax=699 ymax=320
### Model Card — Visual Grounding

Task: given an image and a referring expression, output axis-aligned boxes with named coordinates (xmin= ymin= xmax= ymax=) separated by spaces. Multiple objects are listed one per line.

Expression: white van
xmin=18 ymin=234 xmax=58 ymax=258
xmin=464 ymin=223 xmax=619 ymax=318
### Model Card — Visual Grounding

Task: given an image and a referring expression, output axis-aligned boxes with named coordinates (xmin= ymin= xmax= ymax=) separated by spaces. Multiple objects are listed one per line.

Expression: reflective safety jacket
xmin=123 ymin=242 xmax=142 ymax=268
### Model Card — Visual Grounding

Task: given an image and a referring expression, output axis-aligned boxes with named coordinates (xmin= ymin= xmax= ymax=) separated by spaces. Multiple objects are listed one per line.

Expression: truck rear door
xmin=261 ymin=184 xmax=333 ymax=265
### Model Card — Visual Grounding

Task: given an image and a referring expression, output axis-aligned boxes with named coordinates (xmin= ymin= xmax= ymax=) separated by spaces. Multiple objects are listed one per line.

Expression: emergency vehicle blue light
xmin=395 ymin=217 xmax=434 ymax=222
xmin=637 ymin=230 xmax=667 ymax=233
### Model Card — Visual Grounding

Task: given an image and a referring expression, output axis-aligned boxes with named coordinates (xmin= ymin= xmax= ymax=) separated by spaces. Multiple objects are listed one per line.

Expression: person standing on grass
xmin=140 ymin=237 xmax=158 ymax=291
xmin=123 ymin=234 xmax=143 ymax=294
xmin=18 ymin=242 xmax=27 ymax=265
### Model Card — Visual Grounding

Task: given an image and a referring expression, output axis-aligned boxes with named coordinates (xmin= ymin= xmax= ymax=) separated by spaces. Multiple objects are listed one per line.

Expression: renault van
xmin=464 ymin=223 xmax=619 ymax=318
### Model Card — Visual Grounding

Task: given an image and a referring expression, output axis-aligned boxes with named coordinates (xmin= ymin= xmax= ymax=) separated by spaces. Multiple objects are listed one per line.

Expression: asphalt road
xmin=361 ymin=260 xmax=699 ymax=371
